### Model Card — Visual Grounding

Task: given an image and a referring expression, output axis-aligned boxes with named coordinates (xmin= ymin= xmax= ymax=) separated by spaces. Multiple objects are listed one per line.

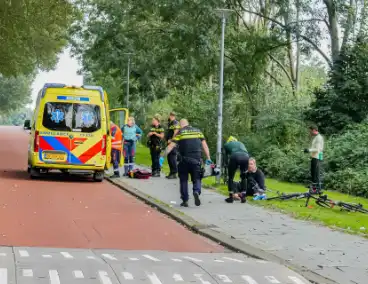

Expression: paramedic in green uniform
xmin=223 ymin=136 xmax=249 ymax=203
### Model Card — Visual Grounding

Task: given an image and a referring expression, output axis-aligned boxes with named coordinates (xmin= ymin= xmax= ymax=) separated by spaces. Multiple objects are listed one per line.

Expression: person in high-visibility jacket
xmin=110 ymin=121 xmax=123 ymax=178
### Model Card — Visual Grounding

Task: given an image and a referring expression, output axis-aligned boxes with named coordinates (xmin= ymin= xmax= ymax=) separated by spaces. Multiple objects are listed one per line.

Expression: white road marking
xmin=60 ymin=252 xmax=73 ymax=259
xmin=288 ymin=276 xmax=307 ymax=284
xmin=19 ymin=250 xmax=29 ymax=257
xmin=74 ymin=270 xmax=84 ymax=278
xmin=241 ymin=275 xmax=258 ymax=284
xmin=143 ymin=254 xmax=160 ymax=261
xmin=256 ymin=260 xmax=267 ymax=264
xmin=173 ymin=274 xmax=184 ymax=281
xmin=42 ymin=255 xmax=52 ymax=258
xmin=49 ymin=270 xmax=61 ymax=284
xmin=218 ymin=274 xmax=232 ymax=282
xmin=0 ymin=253 xmax=6 ymax=257
xmin=87 ymin=256 xmax=96 ymax=259
xmin=183 ymin=256 xmax=203 ymax=262
xmin=214 ymin=259 xmax=224 ymax=262
xmin=265 ymin=276 xmax=280 ymax=283
xmin=0 ymin=268 xmax=7 ymax=284
xmin=22 ymin=269 xmax=33 ymax=277
xmin=122 ymin=272 xmax=134 ymax=280
xmin=102 ymin=254 xmax=117 ymax=260
xmin=194 ymin=274 xmax=211 ymax=284
xmin=222 ymin=257 xmax=243 ymax=263
xmin=99 ymin=271 xmax=113 ymax=284
xmin=171 ymin=258 xmax=183 ymax=262
xmin=129 ymin=257 xmax=139 ymax=261
xmin=146 ymin=272 xmax=163 ymax=284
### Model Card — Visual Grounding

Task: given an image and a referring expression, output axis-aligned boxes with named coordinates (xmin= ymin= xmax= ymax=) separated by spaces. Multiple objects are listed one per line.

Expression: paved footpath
xmin=116 ymin=171 xmax=368 ymax=284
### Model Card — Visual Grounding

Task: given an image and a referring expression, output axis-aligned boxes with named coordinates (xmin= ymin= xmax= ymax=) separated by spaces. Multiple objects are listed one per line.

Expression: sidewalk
xmin=109 ymin=171 xmax=368 ymax=284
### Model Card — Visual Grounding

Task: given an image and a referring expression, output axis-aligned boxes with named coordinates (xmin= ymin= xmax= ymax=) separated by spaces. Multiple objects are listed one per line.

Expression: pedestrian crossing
xmin=12 ymin=268 xmax=308 ymax=283
xmin=0 ymin=249 xmax=311 ymax=283
xmin=4 ymin=249 xmax=261 ymax=264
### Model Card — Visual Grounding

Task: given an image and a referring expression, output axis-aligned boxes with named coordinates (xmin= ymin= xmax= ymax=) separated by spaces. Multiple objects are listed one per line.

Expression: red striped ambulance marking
xmin=55 ymin=136 xmax=70 ymax=150
xmin=71 ymin=138 xmax=87 ymax=151
xmin=78 ymin=140 xmax=103 ymax=164
xmin=39 ymin=137 xmax=55 ymax=151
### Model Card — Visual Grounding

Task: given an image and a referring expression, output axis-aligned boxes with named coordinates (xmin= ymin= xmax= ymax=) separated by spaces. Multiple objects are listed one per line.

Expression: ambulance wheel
xmin=93 ymin=171 xmax=104 ymax=182
xmin=30 ymin=167 xmax=40 ymax=179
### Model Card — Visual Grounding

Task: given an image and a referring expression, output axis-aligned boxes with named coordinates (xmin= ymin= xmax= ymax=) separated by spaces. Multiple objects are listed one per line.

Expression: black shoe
xmin=152 ymin=172 xmax=161 ymax=177
xmin=166 ymin=174 xmax=177 ymax=179
xmin=225 ymin=194 xmax=234 ymax=203
xmin=180 ymin=201 xmax=188 ymax=207
xmin=193 ymin=192 xmax=201 ymax=206
xmin=111 ymin=172 xmax=120 ymax=178
xmin=240 ymin=194 xmax=247 ymax=203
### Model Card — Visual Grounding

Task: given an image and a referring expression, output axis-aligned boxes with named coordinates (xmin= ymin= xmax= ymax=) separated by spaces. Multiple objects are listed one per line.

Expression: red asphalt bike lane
xmin=0 ymin=126 xmax=223 ymax=252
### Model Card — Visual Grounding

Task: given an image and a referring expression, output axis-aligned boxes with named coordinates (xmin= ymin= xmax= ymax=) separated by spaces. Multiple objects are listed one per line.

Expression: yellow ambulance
xmin=26 ymin=83 xmax=128 ymax=181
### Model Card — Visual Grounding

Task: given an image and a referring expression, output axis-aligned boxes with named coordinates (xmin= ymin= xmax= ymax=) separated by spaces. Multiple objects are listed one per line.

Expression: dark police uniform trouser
xmin=228 ymin=153 xmax=249 ymax=194
xmin=150 ymin=146 xmax=161 ymax=173
xmin=178 ymin=157 xmax=201 ymax=202
xmin=112 ymin=149 xmax=121 ymax=173
xmin=168 ymin=147 xmax=178 ymax=174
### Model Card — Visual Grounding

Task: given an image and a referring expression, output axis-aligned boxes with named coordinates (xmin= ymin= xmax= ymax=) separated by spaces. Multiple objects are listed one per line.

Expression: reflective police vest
xmin=111 ymin=122 xmax=122 ymax=150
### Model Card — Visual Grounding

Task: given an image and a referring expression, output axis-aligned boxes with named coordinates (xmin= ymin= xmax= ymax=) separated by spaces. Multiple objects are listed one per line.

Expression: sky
xmin=30 ymin=48 xmax=83 ymax=108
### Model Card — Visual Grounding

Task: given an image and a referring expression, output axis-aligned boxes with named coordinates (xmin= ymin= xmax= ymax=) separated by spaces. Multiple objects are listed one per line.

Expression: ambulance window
xmin=42 ymin=102 xmax=73 ymax=131
xmin=73 ymin=104 xmax=101 ymax=133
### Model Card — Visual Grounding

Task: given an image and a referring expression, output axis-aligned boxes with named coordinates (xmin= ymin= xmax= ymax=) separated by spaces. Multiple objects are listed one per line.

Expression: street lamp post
xmin=214 ymin=8 xmax=233 ymax=184
xmin=123 ymin=53 xmax=134 ymax=108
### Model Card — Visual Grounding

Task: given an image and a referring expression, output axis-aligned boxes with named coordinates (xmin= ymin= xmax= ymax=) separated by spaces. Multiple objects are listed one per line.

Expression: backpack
xmin=128 ymin=169 xmax=152 ymax=179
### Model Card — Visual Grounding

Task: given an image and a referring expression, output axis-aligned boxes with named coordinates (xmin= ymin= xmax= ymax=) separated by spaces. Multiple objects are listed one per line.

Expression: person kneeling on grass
xmin=234 ymin=158 xmax=266 ymax=200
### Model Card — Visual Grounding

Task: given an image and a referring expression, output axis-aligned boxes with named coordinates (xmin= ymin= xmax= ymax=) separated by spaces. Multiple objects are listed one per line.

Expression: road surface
xmin=0 ymin=126 xmax=310 ymax=283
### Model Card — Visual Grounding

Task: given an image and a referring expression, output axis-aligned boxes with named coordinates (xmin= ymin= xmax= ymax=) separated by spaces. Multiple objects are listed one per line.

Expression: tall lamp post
xmin=123 ymin=52 xmax=134 ymax=107
xmin=214 ymin=8 xmax=233 ymax=184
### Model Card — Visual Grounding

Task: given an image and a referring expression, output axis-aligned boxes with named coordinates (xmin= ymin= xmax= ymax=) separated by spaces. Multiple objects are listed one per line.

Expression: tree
xmin=0 ymin=0 xmax=77 ymax=76
xmin=0 ymin=75 xmax=33 ymax=113
xmin=307 ymin=35 xmax=368 ymax=134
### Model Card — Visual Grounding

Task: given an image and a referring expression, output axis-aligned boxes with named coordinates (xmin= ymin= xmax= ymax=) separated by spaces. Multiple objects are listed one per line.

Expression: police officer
xmin=160 ymin=119 xmax=211 ymax=207
xmin=223 ymin=136 xmax=249 ymax=203
xmin=165 ymin=111 xmax=180 ymax=179
xmin=147 ymin=114 xmax=165 ymax=177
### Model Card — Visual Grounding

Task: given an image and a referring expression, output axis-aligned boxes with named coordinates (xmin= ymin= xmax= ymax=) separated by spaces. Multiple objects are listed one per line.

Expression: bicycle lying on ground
xmin=266 ymin=185 xmax=368 ymax=214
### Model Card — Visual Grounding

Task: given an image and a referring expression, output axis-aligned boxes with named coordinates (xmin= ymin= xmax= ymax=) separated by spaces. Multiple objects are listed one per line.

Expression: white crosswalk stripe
xmin=102 ymin=254 xmax=117 ymax=260
xmin=122 ymin=272 xmax=134 ymax=280
xmin=194 ymin=274 xmax=211 ymax=284
xmin=18 ymin=250 xmax=29 ymax=257
xmin=242 ymin=275 xmax=258 ymax=284
xmin=0 ymin=269 xmax=7 ymax=284
xmin=60 ymin=252 xmax=73 ymax=259
xmin=22 ymin=269 xmax=33 ymax=277
xmin=49 ymin=270 xmax=61 ymax=284
xmin=146 ymin=272 xmax=163 ymax=284
xmin=265 ymin=276 xmax=280 ymax=283
xmin=288 ymin=276 xmax=307 ymax=284
xmin=73 ymin=270 xmax=84 ymax=278
xmin=0 ymin=254 xmax=6 ymax=257
xmin=142 ymin=254 xmax=160 ymax=261
xmin=173 ymin=273 xmax=184 ymax=281
xmin=222 ymin=257 xmax=243 ymax=263
xmin=183 ymin=256 xmax=203 ymax=262
xmin=218 ymin=274 xmax=232 ymax=282
xmin=99 ymin=271 xmax=113 ymax=284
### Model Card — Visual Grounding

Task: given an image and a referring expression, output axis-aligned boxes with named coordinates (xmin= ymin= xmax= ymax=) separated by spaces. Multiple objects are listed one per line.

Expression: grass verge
xmin=134 ymin=143 xmax=368 ymax=236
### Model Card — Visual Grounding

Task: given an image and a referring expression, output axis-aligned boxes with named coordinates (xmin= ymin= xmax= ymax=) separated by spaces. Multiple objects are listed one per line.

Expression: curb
xmin=107 ymin=177 xmax=338 ymax=284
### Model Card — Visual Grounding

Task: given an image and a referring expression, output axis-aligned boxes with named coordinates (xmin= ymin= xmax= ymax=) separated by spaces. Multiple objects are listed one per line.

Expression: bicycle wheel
xmin=315 ymin=198 xmax=335 ymax=208
xmin=339 ymin=202 xmax=368 ymax=214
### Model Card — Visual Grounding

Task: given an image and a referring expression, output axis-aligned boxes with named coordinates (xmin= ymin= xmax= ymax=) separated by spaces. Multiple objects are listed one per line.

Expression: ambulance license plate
xmin=44 ymin=152 xmax=66 ymax=161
